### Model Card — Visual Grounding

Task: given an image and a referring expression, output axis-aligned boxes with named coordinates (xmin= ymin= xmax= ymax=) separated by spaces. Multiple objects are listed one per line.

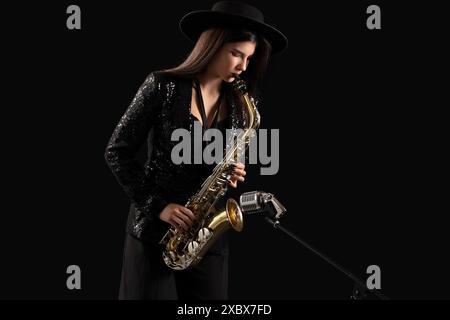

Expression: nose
xmin=237 ymin=59 xmax=249 ymax=72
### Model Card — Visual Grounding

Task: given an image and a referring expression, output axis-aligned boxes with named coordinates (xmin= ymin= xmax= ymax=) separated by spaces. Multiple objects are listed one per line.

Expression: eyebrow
xmin=231 ymin=48 xmax=254 ymax=58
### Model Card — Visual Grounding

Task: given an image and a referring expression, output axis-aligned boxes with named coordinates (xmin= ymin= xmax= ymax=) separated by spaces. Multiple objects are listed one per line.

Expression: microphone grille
xmin=239 ymin=191 xmax=261 ymax=212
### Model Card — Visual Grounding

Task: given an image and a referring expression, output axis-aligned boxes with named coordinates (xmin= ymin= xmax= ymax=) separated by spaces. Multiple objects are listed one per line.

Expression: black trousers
xmin=118 ymin=233 xmax=229 ymax=300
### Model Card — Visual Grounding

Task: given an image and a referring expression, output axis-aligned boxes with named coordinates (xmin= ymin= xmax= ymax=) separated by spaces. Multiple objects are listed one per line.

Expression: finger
xmin=234 ymin=163 xmax=245 ymax=170
xmin=169 ymin=221 xmax=179 ymax=231
xmin=227 ymin=177 xmax=238 ymax=187
xmin=231 ymin=174 xmax=245 ymax=182
xmin=173 ymin=217 xmax=189 ymax=231
xmin=169 ymin=219 xmax=181 ymax=232
xmin=232 ymin=168 xmax=246 ymax=176
xmin=178 ymin=206 xmax=196 ymax=221
xmin=175 ymin=209 xmax=194 ymax=226
xmin=172 ymin=216 xmax=189 ymax=231
xmin=227 ymin=180 xmax=237 ymax=188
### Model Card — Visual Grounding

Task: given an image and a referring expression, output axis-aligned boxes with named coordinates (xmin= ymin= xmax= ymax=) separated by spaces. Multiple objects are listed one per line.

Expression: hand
xmin=227 ymin=163 xmax=246 ymax=188
xmin=159 ymin=203 xmax=196 ymax=231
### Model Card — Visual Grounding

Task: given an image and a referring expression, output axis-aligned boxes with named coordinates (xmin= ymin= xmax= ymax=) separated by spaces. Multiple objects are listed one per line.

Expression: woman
xmin=104 ymin=1 xmax=287 ymax=300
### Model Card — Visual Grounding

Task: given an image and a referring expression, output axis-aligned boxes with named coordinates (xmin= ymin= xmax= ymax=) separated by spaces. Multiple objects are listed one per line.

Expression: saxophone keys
xmin=169 ymin=251 xmax=176 ymax=261
xmin=225 ymin=174 xmax=233 ymax=184
xmin=188 ymin=241 xmax=199 ymax=254
xmin=197 ymin=228 xmax=211 ymax=242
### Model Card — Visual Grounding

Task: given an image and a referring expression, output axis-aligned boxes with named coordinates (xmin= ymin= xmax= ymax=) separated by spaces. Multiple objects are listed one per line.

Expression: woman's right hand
xmin=159 ymin=203 xmax=196 ymax=231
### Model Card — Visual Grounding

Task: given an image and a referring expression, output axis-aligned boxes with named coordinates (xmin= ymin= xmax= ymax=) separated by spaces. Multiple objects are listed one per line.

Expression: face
xmin=209 ymin=41 xmax=257 ymax=82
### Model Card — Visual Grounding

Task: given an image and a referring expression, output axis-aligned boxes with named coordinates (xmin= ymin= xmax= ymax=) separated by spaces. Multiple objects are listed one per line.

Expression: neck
xmin=196 ymin=71 xmax=223 ymax=96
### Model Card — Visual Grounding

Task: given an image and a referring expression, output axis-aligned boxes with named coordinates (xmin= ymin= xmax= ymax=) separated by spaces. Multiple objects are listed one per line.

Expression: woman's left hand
xmin=227 ymin=163 xmax=246 ymax=188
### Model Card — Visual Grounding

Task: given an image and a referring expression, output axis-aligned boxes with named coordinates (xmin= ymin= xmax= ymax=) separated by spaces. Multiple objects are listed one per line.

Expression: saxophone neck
xmin=232 ymin=77 xmax=260 ymax=131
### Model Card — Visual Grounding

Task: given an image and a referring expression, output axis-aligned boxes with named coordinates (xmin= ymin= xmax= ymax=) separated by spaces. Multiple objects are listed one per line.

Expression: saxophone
xmin=159 ymin=77 xmax=260 ymax=270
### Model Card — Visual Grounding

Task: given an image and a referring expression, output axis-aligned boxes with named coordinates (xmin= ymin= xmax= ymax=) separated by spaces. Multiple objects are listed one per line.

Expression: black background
xmin=1 ymin=0 xmax=448 ymax=300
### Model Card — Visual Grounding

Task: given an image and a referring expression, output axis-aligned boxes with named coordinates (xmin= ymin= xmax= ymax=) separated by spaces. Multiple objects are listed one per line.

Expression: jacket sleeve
xmin=104 ymin=72 xmax=168 ymax=219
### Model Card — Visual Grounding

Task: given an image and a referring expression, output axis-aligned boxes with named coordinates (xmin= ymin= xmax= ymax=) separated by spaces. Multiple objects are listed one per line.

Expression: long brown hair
xmin=163 ymin=27 xmax=271 ymax=94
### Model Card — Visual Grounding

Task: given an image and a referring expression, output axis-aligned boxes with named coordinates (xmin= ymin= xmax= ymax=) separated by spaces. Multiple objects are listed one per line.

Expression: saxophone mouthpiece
xmin=232 ymin=77 xmax=247 ymax=93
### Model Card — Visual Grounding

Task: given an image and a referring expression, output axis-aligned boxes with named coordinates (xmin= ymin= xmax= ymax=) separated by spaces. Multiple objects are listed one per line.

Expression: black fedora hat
xmin=179 ymin=1 xmax=288 ymax=54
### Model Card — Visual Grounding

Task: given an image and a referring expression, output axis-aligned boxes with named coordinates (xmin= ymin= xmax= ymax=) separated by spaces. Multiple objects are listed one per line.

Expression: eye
xmin=231 ymin=51 xmax=240 ymax=57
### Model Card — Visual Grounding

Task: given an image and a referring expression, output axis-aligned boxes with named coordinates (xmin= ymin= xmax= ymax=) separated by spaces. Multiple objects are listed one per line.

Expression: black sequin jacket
xmin=104 ymin=71 xmax=260 ymax=243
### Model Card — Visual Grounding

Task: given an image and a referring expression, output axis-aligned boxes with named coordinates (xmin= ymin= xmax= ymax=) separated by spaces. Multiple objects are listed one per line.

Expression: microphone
xmin=239 ymin=191 xmax=287 ymax=219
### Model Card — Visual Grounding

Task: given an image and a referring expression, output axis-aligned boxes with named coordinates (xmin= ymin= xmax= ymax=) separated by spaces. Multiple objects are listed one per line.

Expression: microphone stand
xmin=263 ymin=207 xmax=389 ymax=300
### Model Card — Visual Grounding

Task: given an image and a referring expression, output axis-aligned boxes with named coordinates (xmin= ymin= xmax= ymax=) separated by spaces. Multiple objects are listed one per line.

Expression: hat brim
xmin=179 ymin=11 xmax=288 ymax=54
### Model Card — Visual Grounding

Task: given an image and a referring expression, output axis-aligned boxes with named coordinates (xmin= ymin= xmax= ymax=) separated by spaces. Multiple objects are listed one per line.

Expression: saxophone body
xmin=159 ymin=78 xmax=260 ymax=270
